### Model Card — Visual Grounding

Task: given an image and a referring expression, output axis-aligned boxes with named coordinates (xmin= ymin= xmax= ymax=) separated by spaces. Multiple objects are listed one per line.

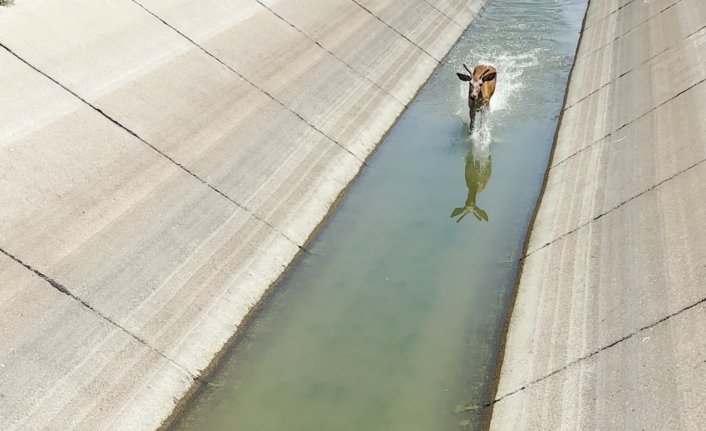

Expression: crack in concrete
xmin=349 ymin=0 xmax=442 ymax=62
xmin=128 ymin=0 xmax=367 ymax=169
xmin=526 ymin=154 xmax=706 ymax=259
xmin=0 ymin=40 xmax=315 ymax=256
xmin=251 ymin=0 xmax=407 ymax=107
xmin=564 ymin=20 xmax=705 ymax=113
xmin=483 ymin=295 xmax=706 ymax=410
xmin=577 ymin=0 xmax=684 ymax=61
xmin=553 ymin=76 xmax=706 ymax=169
xmin=0 ymin=246 xmax=198 ymax=382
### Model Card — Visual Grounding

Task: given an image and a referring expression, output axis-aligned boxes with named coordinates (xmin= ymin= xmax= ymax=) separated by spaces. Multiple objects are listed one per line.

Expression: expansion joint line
xmin=525 ymin=154 xmax=706 ymax=260
xmin=483 ymin=295 xmax=706 ymax=410
xmin=129 ymin=0 xmax=368 ymax=169
xmin=554 ymin=76 xmax=706 ymax=169
xmin=0 ymin=246 xmax=198 ymax=381
xmin=0 ymin=41 xmax=313 ymax=256
xmin=349 ymin=0 xmax=441 ymax=63
xmin=577 ymin=0 xmax=684 ymax=61
xmin=419 ymin=0 xmax=466 ymax=29
xmin=581 ymin=0 xmax=640 ymax=32
xmin=566 ymin=19 xmax=704 ymax=113
xmin=251 ymin=0 xmax=407 ymax=107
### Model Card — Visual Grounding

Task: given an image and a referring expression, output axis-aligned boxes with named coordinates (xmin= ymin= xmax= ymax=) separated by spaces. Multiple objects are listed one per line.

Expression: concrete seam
xmin=563 ymin=75 xmax=625 ymax=112
xmin=349 ymin=0 xmax=442 ymax=62
xmin=0 ymin=246 xmax=198 ymax=381
xmin=0 ymin=41 xmax=311 ymax=255
xmin=488 ymin=295 xmax=706 ymax=407
xmin=128 ymin=0 xmax=368 ymax=169
xmin=577 ymin=0 xmax=684 ymax=61
xmin=566 ymin=18 xmax=703 ymax=112
xmin=419 ymin=0 xmax=466 ymax=29
xmin=484 ymin=1 xmax=593 ymax=426
xmin=527 ymin=154 xmax=706 ymax=258
xmin=251 ymin=0 xmax=407 ymax=107
xmin=554 ymin=76 xmax=706 ymax=168
xmin=581 ymin=0 xmax=640 ymax=32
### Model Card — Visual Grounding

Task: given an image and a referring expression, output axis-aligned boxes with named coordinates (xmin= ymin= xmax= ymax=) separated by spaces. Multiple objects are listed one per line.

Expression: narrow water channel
xmin=172 ymin=0 xmax=586 ymax=429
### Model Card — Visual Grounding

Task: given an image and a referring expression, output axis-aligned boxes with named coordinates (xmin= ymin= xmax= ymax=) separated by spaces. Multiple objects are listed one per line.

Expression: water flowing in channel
xmin=172 ymin=0 xmax=586 ymax=429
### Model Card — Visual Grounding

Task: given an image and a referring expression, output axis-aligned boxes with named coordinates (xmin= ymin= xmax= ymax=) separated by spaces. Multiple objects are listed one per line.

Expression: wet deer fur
xmin=457 ymin=63 xmax=497 ymax=130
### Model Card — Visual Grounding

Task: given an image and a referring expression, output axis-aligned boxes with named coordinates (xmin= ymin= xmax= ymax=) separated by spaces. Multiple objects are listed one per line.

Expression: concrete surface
xmin=490 ymin=0 xmax=706 ymax=429
xmin=0 ymin=0 xmax=484 ymax=429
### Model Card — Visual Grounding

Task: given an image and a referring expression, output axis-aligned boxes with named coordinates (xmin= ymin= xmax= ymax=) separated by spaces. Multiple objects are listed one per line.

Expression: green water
xmin=172 ymin=0 xmax=586 ymax=429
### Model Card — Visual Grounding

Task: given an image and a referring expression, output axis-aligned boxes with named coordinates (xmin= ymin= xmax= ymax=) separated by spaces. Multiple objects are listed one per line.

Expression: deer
xmin=456 ymin=63 xmax=497 ymax=131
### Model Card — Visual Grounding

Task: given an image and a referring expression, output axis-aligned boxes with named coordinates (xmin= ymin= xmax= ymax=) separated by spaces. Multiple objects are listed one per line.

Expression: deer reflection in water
xmin=450 ymin=142 xmax=492 ymax=222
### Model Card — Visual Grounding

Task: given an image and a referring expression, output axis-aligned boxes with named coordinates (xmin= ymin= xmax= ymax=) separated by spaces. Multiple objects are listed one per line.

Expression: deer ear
xmin=482 ymin=72 xmax=496 ymax=82
xmin=456 ymin=73 xmax=472 ymax=82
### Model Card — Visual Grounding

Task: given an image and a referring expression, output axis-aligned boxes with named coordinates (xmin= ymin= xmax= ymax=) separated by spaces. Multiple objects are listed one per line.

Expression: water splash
xmin=454 ymin=49 xmax=542 ymax=150
xmin=456 ymin=50 xmax=540 ymax=114
xmin=172 ymin=0 xmax=588 ymax=429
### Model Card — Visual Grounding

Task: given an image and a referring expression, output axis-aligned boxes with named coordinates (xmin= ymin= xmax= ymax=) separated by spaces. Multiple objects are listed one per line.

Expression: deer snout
xmin=469 ymin=83 xmax=482 ymax=101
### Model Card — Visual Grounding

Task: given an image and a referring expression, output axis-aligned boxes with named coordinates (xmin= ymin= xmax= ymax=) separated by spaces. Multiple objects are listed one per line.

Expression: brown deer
xmin=456 ymin=63 xmax=497 ymax=131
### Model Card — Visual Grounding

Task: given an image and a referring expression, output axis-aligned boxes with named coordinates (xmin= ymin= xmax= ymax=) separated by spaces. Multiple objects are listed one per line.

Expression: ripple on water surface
xmin=172 ymin=1 xmax=587 ymax=430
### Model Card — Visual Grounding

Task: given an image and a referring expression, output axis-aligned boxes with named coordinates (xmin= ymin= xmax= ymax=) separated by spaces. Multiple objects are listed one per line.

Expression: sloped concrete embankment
xmin=490 ymin=0 xmax=706 ymax=429
xmin=0 ymin=0 xmax=484 ymax=429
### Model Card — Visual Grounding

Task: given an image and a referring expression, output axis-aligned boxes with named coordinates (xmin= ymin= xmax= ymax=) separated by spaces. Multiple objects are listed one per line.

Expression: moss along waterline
xmin=171 ymin=0 xmax=586 ymax=429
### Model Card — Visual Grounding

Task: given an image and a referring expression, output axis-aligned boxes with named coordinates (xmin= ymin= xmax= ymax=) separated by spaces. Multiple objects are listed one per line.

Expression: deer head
xmin=456 ymin=63 xmax=497 ymax=105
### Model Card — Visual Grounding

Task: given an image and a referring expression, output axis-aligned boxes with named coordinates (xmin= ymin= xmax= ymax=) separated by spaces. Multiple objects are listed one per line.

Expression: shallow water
xmin=172 ymin=0 xmax=586 ymax=429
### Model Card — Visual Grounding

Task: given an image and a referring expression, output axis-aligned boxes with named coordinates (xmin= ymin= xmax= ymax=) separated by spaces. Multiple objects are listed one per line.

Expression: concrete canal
xmin=171 ymin=0 xmax=586 ymax=429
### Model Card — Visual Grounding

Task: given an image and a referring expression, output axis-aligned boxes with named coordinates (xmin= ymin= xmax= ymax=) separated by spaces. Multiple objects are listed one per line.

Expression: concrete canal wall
xmin=0 ymin=0 xmax=484 ymax=429
xmin=491 ymin=0 xmax=706 ymax=429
